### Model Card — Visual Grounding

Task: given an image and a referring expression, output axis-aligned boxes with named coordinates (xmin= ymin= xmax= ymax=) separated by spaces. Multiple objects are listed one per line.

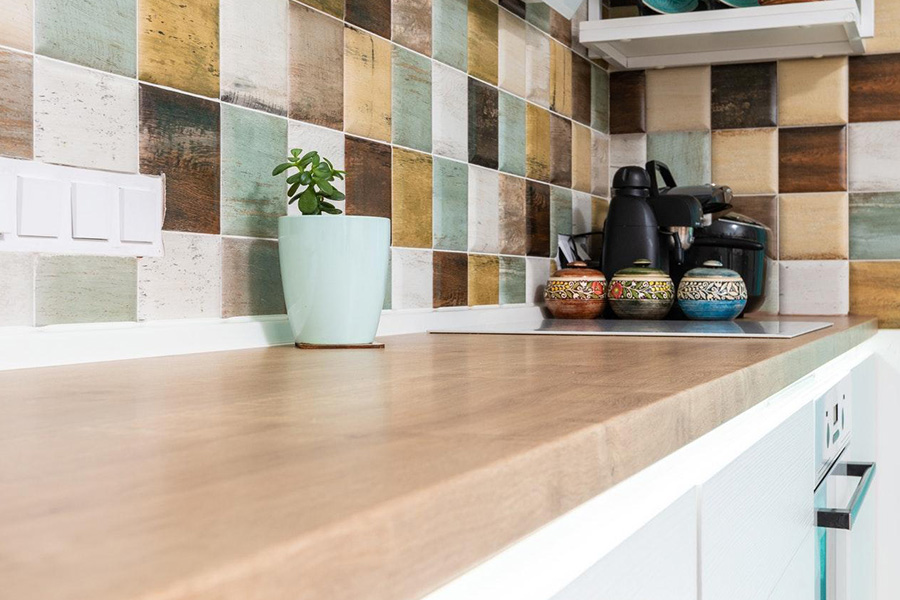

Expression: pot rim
xmin=278 ymin=214 xmax=390 ymax=223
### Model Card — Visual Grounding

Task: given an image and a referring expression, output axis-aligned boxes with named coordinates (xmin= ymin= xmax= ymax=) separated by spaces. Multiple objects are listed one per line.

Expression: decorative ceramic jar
xmin=608 ymin=259 xmax=675 ymax=320
xmin=544 ymin=261 xmax=607 ymax=319
xmin=677 ymin=260 xmax=748 ymax=321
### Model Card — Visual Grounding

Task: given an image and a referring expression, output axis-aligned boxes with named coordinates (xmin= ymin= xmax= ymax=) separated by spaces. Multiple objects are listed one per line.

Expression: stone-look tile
xmin=729 ymin=195 xmax=778 ymax=259
xmin=591 ymin=130 xmax=610 ymax=198
xmin=0 ymin=0 xmax=32 ymax=51
xmin=499 ymin=91 xmax=526 ymax=177
xmin=646 ymin=66 xmax=710 ymax=133
xmin=571 ymin=122 xmax=592 ymax=194
xmin=140 ymin=84 xmax=220 ymax=234
xmin=299 ymin=0 xmax=343 ymax=18
xmin=849 ymin=55 xmax=900 ymax=123
xmin=609 ymin=133 xmax=647 ymax=168
xmin=289 ymin=4 xmax=343 ymax=129
xmin=35 ymin=59 xmax=138 ymax=172
xmin=849 ymin=122 xmax=900 ymax=192
xmin=392 ymin=148 xmax=433 ymax=249
xmin=550 ymin=114 xmax=572 ymax=188
xmin=711 ymin=62 xmax=777 ymax=130
xmin=571 ymin=54 xmax=592 ymax=127
xmin=549 ymin=8 xmax=571 ymax=46
xmin=779 ymin=260 xmax=849 ymax=316
xmin=468 ymin=254 xmax=499 ymax=306
xmin=755 ymin=257 xmax=779 ymax=315
xmin=36 ymin=0 xmax=136 ymax=77
xmin=779 ymin=126 xmax=847 ymax=193
xmin=468 ymin=77 xmax=499 ymax=169
xmin=526 ymin=102 xmax=550 ymax=182
xmin=392 ymin=247 xmax=433 ymax=309
xmin=432 ymin=61 xmax=468 ymax=161
xmin=433 ymin=157 xmax=468 ymax=251
xmin=35 ymin=255 xmax=137 ymax=326
xmin=711 ymin=128 xmax=777 ymax=195
xmin=0 ymin=50 xmax=33 ymax=159
xmin=498 ymin=8 xmax=526 ymax=97
xmin=0 ymin=253 xmax=34 ymax=326
xmin=221 ymin=0 xmax=288 ymax=116
xmin=525 ymin=256 xmax=551 ymax=304
xmin=221 ymin=237 xmax=285 ymax=318
xmin=287 ymin=119 xmax=346 ymax=215
xmin=393 ymin=0 xmax=432 ymax=55
xmin=525 ymin=24 xmax=550 ymax=108
xmin=525 ymin=3 xmax=550 ymax=33
xmin=526 ymin=180 xmax=550 ymax=257
xmin=221 ymin=105 xmax=287 ymax=239
xmin=468 ymin=165 xmax=500 ymax=253
xmin=433 ymin=0 xmax=467 ymax=71
xmin=500 ymin=255 xmax=526 ymax=304
xmin=499 ymin=173 xmax=526 ymax=255
xmin=647 ymin=131 xmax=711 ymax=185
xmin=850 ymin=262 xmax=900 ymax=328
xmin=345 ymin=136 xmax=392 ymax=219
xmin=468 ymin=0 xmax=498 ymax=85
xmin=392 ymin=46 xmax=432 ymax=152
xmin=138 ymin=232 xmax=222 ymax=321
xmin=500 ymin=0 xmax=526 ymax=19
xmin=778 ymin=57 xmax=848 ymax=127
xmin=346 ymin=0 xmax=391 ymax=38
xmin=572 ymin=191 xmax=592 ymax=234
xmin=610 ymin=70 xmax=646 ymax=135
xmin=550 ymin=186 xmax=572 ymax=258
xmin=433 ymin=251 xmax=468 ymax=308
xmin=865 ymin=1 xmax=900 ymax=54
xmin=383 ymin=253 xmax=392 ymax=310
xmin=591 ymin=64 xmax=610 ymax=134
xmin=779 ymin=193 xmax=849 ymax=261
xmin=139 ymin=0 xmax=219 ymax=98
xmin=345 ymin=26 xmax=392 ymax=142
xmin=549 ymin=40 xmax=572 ymax=117
xmin=850 ymin=193 xmax=900 ymax=260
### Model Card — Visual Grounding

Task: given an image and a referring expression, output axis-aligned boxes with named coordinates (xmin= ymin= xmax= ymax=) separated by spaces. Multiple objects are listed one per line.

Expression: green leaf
xmin=321 ymin=205 xmax=343 ymax=215
xmin=316 ymin=179 xmax=335 ymax=195
xmin=297 ymin=186 xmax=318 ymax=214
xmin=272 ymin=163 xmax=293 ymax=176
xmin=328 ymin=189 xmax=345 ymax=201
xmin=310 ymin=154 xmax=320 ymax=168
xmin=299 ymin=171 xmax=312 ymax=185
xmin=288 ymin=181 xmax=300 ymax=197
xmin=314 ymin=162 xmax=331 ymax=176
xmin=286 ymin=172 xmax=302 ymax=184
xmin=291 ymin=148 xmax=302 ymax=158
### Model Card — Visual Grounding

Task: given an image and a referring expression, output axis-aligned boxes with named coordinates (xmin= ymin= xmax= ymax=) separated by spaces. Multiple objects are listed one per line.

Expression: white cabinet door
xmin=768 ymin=530 xmax=815 ymax=600
xmin=700 ymin=402 xmax=815 ymax=600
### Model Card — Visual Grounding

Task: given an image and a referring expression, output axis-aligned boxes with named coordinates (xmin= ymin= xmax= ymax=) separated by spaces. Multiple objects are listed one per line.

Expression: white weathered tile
xmin=572 ymin=190 xmax=592 ymax=235
xmin=610 ymin=133 xmax=647 ymax=168
xmin=756 ymin=258 xmax=779 ymax=315
xmin=432 ymin=61 xmax=468 ymax=161
xmin=287 ymin=119 xmax=345 ymax=214
xmin=391 ymin=247 xmax=433 ymax=309
xmin=526 ymin=256 xmax=552 ymax=305
xmin=591 ymin=130 xmax=610 ymax=198
xmin=0 ymin=252 xmax=34 ymax=326
xmin=34 ymin=58 xmax=138 ymax=173
xmin=468 ymin=164 xmax=499 ymax=253
xmin=849 ymin=122 xmax=900 ymax=192
xmin=220 ymin=0 xmax=288 ymax=116
xmin=525 ymin=24 xmax=550 ymax=109
xmin=570 ymin=2 xmax=589 ymax=56
xmin=779 ymin=260 xmax=849 ymax=315
xmin=137 ymin=232 xmax=222 ymax=321
xmin=498 ymin=9 xmax=526 ymax=98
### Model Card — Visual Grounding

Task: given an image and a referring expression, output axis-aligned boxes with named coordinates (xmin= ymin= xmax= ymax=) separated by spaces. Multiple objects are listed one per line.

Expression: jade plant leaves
xmin=272 ymin=149 xmax=346 ymax=215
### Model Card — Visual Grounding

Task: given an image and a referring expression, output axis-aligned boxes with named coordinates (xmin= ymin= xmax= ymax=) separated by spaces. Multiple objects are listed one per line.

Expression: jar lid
xmin=613 ymin=259 xmax=669 ymax=278
xmin=684 ymin=260 xmax=743 ymax=280
xmin=550 ymin=261 xmax=605 ymax=280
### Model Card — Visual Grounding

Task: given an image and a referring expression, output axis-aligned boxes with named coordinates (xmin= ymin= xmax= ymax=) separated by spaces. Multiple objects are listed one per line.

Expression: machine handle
xmin=646 ymin=160 xmax=678 ymax=197
xmin=692 ymin=238 xmax=765 ymax=251
xmin=816 ymin=462 xmax=876 ymax=531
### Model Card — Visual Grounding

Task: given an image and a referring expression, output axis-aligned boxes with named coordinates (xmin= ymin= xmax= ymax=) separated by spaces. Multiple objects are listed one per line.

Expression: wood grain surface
xmin=289 ymin=3 xmax=343 ymax=129
xmin=468 ymin=77 xmax=499 ymax=169
xmin=391 ymin=148 xmax=433 ymax=249
xmin=392 ymin=0 xmax=432 ymax=56
xmin=550 ymin=113 xmax=572 ymax=187
xmin=347 ymin=0 xmax=391 ymax=37
xmin=526 ymin=179 xmax=550 ymax=256
xmin=849 ymin=54 xmax=900 ymax=123
xmin=0 ymin=49 xmax=33 ymax=159
xmin=432 ymin=250 xmax=468 ymax=307
xmin=850 ymin=262 xmax=900 ymax=327
xmin=711 ymin=62 xmax=776 ymax=130
xmin=468 ymin=0 xmax=499 ymax=85
xmin=499 ymin=172 xmax=527 ymax=255
xmin=345 ymin=135 xmax=392 ymax=220
xmin=609 ymin=70 xmax=646 ymax=134
xmin=779 ymin=126 xmax=847 ymax=193
xmin=344 ymin=26 xmax=392 ymax=142
xmin=571 ymin=53 xmax=592 ymax=127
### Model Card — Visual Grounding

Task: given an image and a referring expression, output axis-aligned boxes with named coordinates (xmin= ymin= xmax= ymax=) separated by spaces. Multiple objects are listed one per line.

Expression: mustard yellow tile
xmin=850 ymin=262 xmax=900 ymax=328
xmin=646 ymin=66 xmax=710 ymax=133
xmin=778 ymin=57 xmax=848 ymax=127
xmin=711 ymin=128 xmax=778 ymax=195
xmin=591 ymin=196 xmax=609 ymax=232
xmin=392 ymin=148 xmax=433 ymax=248
xmin=866 ymin=1 xmax=900 ymax=54
xmin=139 ymin=0 xmax=219 ymax=98
xmin=549 ymin=40 xmax=572 ymax=117
xmin=344 ymin=26 xmax=392 ymax=142
xmin=468 ymin=254 xmax=499 ymax=306
xmin=0 ymin=0 xmax=33 ymax=51
xmin=571 ymin=121 xmax=591 ymax=193
xmin=779 ymin=193 xmax=849 ymax=260
xmin=526 ymin=102 xmax=550 ymax=182
xmin=468 ymin=0 xmax=498 ymax=85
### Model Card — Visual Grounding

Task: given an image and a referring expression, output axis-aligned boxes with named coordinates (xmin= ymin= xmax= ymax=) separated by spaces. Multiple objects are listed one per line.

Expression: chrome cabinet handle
xmin=816 ymin=462 xmax=876 ymax=531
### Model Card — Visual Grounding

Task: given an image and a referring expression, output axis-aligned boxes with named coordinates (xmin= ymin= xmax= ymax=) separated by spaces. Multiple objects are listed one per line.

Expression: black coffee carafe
xmin=601 ymin=167 xmax=663 ymax=280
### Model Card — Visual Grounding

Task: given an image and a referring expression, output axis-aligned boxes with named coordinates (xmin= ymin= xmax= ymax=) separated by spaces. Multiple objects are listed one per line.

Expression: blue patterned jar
xmin=677 ymin=261 xmax=748 ymax=321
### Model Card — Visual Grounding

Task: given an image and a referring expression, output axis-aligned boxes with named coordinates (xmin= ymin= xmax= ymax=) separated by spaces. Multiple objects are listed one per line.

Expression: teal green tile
xmin=549 ymin=186 xmax=572 ymax=258
xmin=500 ymin=255 xmax=526 ymax=304
xmin=647 ymin=131 xmax=710 ymax=185
xmin=221 ymin=104 xmax=288 ymax=239
xmin=433 ymin=157 xmax=468 ymax=250
xmin=433 ymin=0 xmax=468 ymax=71
xmin=591 ymin=65 xmax=609 ymax=134
xmin=526 ymin=3 xmax=550 ymax=33
xmin=392 ymin=45 xmax=433 ymax=152
xmin=384 ymin=251 xmax=392 ymax=309
xmin=36 ymin=0 xmax=136 ymax=77
xmin=850 ymin=193 xmax=900 ymax=259
xmin=35 ymin=255 xmax=137 ymax=326
xmin=499 ymin=91 xmax=526 ymax=177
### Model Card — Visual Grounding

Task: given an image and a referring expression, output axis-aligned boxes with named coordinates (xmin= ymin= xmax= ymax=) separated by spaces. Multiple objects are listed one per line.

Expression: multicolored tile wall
xmin=0 ymin=0 xmax=612 ymax=327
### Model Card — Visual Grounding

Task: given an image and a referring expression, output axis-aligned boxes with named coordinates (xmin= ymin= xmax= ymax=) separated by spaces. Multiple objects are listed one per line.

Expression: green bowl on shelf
xmin=716 ymin=0 xmax=760 ymax=7
xmin=642 ymin=0 xmax=700 ymax=12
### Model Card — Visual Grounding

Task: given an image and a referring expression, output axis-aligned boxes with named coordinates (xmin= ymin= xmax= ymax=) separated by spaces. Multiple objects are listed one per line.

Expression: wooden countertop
xmin=0 ymin=316 xmax=876 ymax=600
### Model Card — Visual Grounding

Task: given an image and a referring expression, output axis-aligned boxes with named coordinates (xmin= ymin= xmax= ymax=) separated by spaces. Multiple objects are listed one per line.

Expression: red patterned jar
xmin=544 ymin=261 xmax=607 ymax=319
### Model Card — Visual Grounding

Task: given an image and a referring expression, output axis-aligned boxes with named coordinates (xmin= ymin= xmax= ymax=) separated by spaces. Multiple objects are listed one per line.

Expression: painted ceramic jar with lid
xmin=544 ymin=261 xmax=607 ymax=319
xmin=677 ymin=260 xmax=748 ymax=321
xmin=608 ymin=259 xmax=675 ymax=320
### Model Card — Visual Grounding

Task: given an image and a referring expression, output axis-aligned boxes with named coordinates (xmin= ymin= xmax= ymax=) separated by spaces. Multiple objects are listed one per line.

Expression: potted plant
xmin=274 ymin=148 xmax=390 ymax=348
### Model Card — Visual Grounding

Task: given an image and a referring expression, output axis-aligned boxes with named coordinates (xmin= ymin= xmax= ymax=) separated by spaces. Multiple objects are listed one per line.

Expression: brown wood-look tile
xmin=345 ymin=135 xmax=392 ymax=220
xmin=711 ymin=62 xmax=776 ymax=130
xmin=300 ymin=0 xmax=344 ymax=18
xmin=468 ymin=77 xmax=499 ymax=169
xmin=468 ymin=254 xmax=499 ymax=306
xmin=347 ymin=0 xmax=391 ymax=38
xmin=392 ymin=148 xmax=433 ymax=249
xmin=549 ymin=41 xmax=572 ymax=117
xmin=433 ymin=251 xmax=468 ymax=308
xmin=609 ymin=70 xmax=645 ymax=134
xmin=289 ymin=3 xmax=343 ymax=129
xmin=571 ymin=53 xmax=592 ymax=127
xmin=499 ymin=173 xmax=526 ymax=255
xmin=393 ymin=0 xmax=432 ymax=56
xmin=526 ymin=102 xmax=550 ymax=182
xmin=526 ymin=180 xmax=550 ymax=257
xmin=221 ymin=237 xmax=285 ymax=318
xmin=550 ymin=114 xmax=572 ymax=188
xmin=779 ymin=126 xmax=847 ymax=194
xmin=0 ymin=49 xmax=33 ymax=159
xmin=139 ymin=84 xmax=220 ymax=234
xmin=499 ymin=0 xmax=526 ymax=19
xmin=549 ymin=9 xmax=571 ymax=46
xmin=468 ymin=0 xmax=499 ymax=85
xmin=850 ymin=261 xmax=900 ymax=328
xmin=729 ymin=195 xmax=778 ymax=259
xmin=849 ymin=55 xmax=900 ymax=123
xmin=344 ymin=26 xmax=392 ymax=142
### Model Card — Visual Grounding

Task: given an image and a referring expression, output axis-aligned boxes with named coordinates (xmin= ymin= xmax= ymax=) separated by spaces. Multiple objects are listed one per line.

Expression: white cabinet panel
xmin=768 ymin=530 xmax=814 ymax=600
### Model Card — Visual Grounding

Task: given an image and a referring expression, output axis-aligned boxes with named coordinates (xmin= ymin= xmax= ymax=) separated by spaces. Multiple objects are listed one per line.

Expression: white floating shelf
xmin=580 ymin=0 xmax=874 ymax=70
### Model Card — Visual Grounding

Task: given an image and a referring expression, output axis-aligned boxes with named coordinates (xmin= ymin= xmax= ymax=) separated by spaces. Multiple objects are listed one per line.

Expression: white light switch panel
xmin=18 ymin=176 xmax=67 ymax=238
xmin=120 ymin=187 xmax=158 ymax=243
xmin=72 ymin=182 xmax=113 ymax=240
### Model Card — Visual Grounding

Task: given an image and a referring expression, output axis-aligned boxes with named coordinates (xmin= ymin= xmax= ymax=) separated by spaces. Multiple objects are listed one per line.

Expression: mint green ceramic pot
xmin=278 ymin=215 xmax=390 ymax=346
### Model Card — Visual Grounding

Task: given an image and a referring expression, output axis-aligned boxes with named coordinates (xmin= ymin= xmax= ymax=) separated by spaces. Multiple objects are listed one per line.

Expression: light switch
xmin=119 ymin=187 xmax=158 ymax=243
xmin=0 ymin=173 xmax=15 ymax=234
xmin=18 ymin=176 xmax=68 ymax=238
xmin=72 ymin=182 xmax=113 ymax=240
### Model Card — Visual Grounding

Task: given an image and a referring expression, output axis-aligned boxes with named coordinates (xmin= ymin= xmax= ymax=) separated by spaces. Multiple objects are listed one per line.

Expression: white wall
xmin=873 ymin=331 xmax=900 ymax=600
